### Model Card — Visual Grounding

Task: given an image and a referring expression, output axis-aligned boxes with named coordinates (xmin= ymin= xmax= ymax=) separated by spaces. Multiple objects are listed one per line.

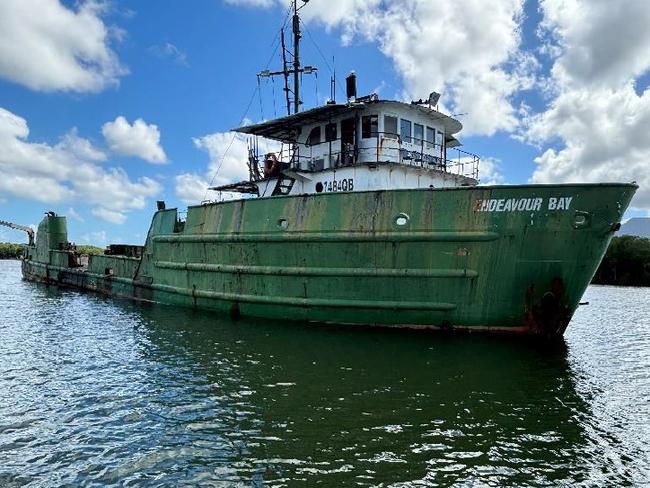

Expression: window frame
xmin=436 ymin=130 xmax=445 ymax=156
xmin=426 ymin=126 xmax=436 ymax=148
xmin=400 ymin=118 xmax=412 ymax=144
xmin=362 ymin=114 xmax=379 ymax=139
xmin=384 ymin=115 xmax=398 ymax=139
xmin=414 ymin=123 xmax=424 ymax=145
xmin=307 ymin=126 xmax=321 ymax=146
xmin=325 ymin=122 xmax=338 ymax=142
xmin=436 ymin=130 xmax=444 ymax=147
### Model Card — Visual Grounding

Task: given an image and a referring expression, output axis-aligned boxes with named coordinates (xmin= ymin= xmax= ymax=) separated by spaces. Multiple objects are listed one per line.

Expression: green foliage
xmin=593 ymin=235 xmax=650 ymax=286
xmin=0 ymin=242 xmax=25 ymax=259
xmin=0 ymin=242 xmax=104 ymax=259
xmin=76 ymin=245 xmax=104 ymax=256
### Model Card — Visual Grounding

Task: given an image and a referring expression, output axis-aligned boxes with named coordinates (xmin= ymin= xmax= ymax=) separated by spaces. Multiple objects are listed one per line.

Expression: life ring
xmin=264 ymin=153 xmax=280 ymax=178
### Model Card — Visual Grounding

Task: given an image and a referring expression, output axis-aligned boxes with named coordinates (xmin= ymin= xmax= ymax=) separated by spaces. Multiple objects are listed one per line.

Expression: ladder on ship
xmin=272 ymin=174 xmax=296 ymax=196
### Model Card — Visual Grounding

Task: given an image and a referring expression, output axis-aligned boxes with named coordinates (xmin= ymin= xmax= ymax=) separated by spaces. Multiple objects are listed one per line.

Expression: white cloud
xmin=0 ymin=107 xmax=162 ymax=223
xmin=527 ymin=0 xmax=650 ymax=211
xmin=193 ymin=132 xmax=253 ymax=186
xmin=67 ymin=207 xmax=84 ymax=222
xmin=539 ymin=0 xmax=650 ymax=89
xmin=81 ymin=230 xmax=107 ymax=245
xmin=529 ymin=84 xmax=650 ymax=208
xmin=298 ymin=0 xmax=381 ymax=33
xmin=0 ymin=174 xmax=73 ymax=204
xmin=0 ymin=0 xmax=126 ymax=92
xmin=76 ymin=166 xmax=160 ymax=223
xmin=59 ymin=128 xmax=107 ymax=162
xmin=356 ymin=0 xmax=530 ymax=136
xmin=478 ymin=157 xmax=505 ymax=186
xmin=91 ymin=207 xmax=127 ymax=225
xmin=175 ymin=132 xmax=250 ymax=204
xmin=175 ymin=173 xmax=210 ymax=204
xmin=102 ymin=116 xmax=167 ymax=163
xmin=149 ymin=42 xmax=188 ymax=66
xmin=176 ymin=131 xmax=279 ymax=204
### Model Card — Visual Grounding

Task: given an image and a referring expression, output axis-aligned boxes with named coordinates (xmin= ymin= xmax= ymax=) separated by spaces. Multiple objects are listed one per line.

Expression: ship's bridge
xmin=233 ymin=97 xmax=478 ymax=181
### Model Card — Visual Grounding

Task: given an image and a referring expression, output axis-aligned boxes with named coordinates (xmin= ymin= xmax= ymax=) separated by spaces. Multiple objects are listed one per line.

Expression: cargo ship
xmin=5 ymin=2 xmax=638 ymax=336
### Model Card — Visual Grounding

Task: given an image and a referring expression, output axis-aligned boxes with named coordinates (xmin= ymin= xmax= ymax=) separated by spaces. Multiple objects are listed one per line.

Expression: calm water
xmin=0 ymin=260 xmax=648 ymax=487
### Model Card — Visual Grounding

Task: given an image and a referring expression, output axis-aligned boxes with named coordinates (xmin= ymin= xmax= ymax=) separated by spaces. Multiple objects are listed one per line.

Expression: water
xmin=0 ymin=260 xmax=648 ymax=487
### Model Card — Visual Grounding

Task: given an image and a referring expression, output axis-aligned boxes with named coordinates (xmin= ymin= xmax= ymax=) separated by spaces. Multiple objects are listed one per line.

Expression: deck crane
xmin=0 ymin=219 xmax=34 ymax=246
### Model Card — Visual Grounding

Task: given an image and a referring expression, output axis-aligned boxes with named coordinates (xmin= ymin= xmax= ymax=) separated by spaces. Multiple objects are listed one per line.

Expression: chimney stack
xmin=346 ymin=72 xmax=357 ymax=102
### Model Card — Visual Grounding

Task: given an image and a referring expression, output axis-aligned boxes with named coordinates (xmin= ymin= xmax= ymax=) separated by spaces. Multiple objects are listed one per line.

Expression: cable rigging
xmin=202 ymin=4 xmax=295 ymax=200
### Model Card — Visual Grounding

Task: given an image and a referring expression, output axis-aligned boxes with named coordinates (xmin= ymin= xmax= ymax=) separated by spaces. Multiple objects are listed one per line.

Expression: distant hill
xmin=618 ymin=218 xmax=650 ymax=238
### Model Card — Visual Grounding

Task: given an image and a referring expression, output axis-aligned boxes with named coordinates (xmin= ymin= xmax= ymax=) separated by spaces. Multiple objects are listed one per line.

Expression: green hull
xmin=22 ymin=183 xmax=637 ymax=336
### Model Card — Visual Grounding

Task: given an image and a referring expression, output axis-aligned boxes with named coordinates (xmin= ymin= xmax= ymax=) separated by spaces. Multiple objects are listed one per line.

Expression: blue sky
xmin=1 ymin=0 xmax=649 ymax=245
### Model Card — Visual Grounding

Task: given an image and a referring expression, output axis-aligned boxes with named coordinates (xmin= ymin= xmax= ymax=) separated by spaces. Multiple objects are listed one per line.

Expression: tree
xmin=0 ymin=242 xmax=104 ymax=259
xmin=593 ymin=236 xmax=650 ymax=286
xmin=0 ymin=242 xmax=24 ymax=259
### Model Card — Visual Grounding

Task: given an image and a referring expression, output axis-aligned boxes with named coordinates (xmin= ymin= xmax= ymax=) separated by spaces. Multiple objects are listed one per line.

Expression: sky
xmin=1 ymin=0 xmax=650 ymax=246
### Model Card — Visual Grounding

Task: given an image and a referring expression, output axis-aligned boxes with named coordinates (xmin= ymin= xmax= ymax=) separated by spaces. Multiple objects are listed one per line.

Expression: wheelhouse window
xmin=307 ymin=126 xmax=321 ymax=145
xmin=384 ymin=115 xmax=398 ymax=139
xmin=426 ymin=126 xmax=435 ymax=148
xmin=400 ymin=119 xmax=412 ymax=143
xmin=414 ymin=123 xmax=424 ymax=144
xmin=325 ymin=122 xmax=337 ymax=142
xmin=362 ymin=115 xmax=378 ymax=139
xmin=436 ymin=130 xmax=444 ymax=147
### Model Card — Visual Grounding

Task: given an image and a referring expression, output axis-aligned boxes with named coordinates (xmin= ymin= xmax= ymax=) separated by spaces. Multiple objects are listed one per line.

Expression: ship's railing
xmin=444 ymin=148 xmax=481 ymax=181
xmin=248 ymin=142 xmax=312 ymax=181
xmin=280 ymin=132 xmax=480 ymax=180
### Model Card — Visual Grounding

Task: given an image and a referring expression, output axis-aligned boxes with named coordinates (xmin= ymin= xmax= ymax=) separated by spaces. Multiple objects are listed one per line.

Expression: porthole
xmin=315 ymin=182 xmax=324 ymax=193
xmin=573 ymin=211 xmax=591 ymax=229
xmin=394 ymin=213 xmax=410 ymax=226
xmin=277 ymin=218 xmax=288 ymax=230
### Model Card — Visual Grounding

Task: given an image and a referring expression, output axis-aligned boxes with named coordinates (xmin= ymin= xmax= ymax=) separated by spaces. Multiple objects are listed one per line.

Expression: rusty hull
xmin=21 ymin=183 xmax=637 ymax=336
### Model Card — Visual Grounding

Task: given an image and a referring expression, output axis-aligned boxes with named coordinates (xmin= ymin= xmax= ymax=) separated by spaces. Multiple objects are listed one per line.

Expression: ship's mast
xmin=280 ymin=29 xmax=291 ymax=116
xmin=258 ymin=0 xmax=316 ymax=116
xmin=292 ymin=1 xmax=301 ymax=115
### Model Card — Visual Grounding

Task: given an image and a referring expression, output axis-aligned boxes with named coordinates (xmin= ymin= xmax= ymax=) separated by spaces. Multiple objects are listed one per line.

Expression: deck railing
xmin=249 ymin=132 xmax=481 ymax=181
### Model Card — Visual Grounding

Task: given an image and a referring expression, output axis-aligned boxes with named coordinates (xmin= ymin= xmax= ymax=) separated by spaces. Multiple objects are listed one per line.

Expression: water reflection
xmin=130 ymin=306 xmax=590 ymax=486
xmin=0 ymin=260 xmax=647 ymax=486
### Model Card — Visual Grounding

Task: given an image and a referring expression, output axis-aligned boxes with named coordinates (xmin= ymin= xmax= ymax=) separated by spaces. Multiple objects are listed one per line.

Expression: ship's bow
xmin=468 ymin=183 xmax=637 ymax=336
